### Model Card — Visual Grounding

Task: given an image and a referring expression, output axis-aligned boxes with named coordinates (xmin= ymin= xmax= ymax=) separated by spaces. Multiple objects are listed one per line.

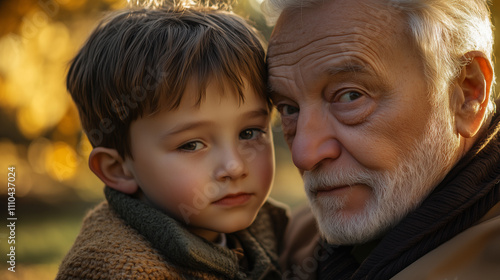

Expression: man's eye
xmin=179 ymin=141 xmax=204 ymax=151
xmin=239 ymin=129 xmax=265 ymax=140
xmin=278 ymin=104 xmax=299 ymax=116
xmin=338 ymin=91 xmax=363 ymax=103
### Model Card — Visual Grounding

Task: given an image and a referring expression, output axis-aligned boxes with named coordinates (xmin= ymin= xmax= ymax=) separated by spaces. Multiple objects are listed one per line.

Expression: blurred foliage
xmin=0 ymin=0 xmax=498 ymax=279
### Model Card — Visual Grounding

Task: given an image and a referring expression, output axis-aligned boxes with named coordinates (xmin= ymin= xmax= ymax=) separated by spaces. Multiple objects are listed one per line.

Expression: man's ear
xmin=89 ymin=147 xmax=139 ymax=194
xmin=453 ymin=51 xmax=493 ymax=138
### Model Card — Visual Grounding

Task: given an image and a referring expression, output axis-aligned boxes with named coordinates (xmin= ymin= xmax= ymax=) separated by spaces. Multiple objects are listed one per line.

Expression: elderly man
xmin=264 ymin=0 xmax=500 ymax=279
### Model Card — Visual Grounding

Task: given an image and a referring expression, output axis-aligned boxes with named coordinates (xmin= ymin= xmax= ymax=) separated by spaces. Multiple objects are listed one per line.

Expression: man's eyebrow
xmin=267 ymin=83 xmax=285 ymax=102
xmin=268 ymin=63 xmax=377 ymax=99
xmin=326 ymin=63 xmax=371 ymax=76
xmin=326 ymin=62 xmax=391 ymax=90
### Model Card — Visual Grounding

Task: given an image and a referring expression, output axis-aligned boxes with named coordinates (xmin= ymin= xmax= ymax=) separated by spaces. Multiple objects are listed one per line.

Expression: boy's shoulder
xmin=57 ymin=198 xmax=290 ymax=279
xmin=244 ymin=198 xmax=290 ymax=255
xmin=56 ymin=202 xmax=194 ymax=280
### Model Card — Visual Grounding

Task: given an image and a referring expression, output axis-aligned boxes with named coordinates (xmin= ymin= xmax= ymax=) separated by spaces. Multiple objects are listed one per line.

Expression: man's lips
xmin=212 ymin=192 xmax=252 ymax=206
xmin=314 ymin=185 xmax=351 ymax=196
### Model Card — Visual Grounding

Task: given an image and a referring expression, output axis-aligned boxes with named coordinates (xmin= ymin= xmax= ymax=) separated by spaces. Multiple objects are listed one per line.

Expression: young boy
xmin=56 ymin=5 xmax=288 ymax=280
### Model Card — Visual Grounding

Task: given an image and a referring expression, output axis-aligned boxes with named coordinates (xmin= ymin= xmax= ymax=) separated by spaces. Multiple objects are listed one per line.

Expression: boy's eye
xmin=239 ymin=129 xmax=265 ymax=140
xmin=179 ymin=141 xmax=204 ymax=151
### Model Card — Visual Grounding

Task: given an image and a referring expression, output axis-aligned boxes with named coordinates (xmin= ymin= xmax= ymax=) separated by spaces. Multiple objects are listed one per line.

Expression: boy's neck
xmin=214 ymin=233 xmax=227 ymax=247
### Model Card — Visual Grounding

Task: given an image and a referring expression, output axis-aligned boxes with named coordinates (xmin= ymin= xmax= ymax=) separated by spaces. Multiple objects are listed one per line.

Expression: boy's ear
xmin=89 ymin=147 xmax=139 ymax=194
xmin=452 ymin=51 xmax=493 ymax=138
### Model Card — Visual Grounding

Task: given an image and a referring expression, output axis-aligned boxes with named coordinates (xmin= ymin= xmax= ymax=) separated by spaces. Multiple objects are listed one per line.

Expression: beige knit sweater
xmin=56 ymin=187 xmax=289 ymax=279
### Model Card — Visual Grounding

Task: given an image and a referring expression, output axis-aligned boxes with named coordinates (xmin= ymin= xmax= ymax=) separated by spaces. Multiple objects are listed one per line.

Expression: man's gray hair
xmin=262 ymin=0 xmax=497 ymax=115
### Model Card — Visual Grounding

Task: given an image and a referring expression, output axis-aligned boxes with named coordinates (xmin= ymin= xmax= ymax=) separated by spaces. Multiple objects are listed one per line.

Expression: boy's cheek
xmin=255 ymin=146 xmax=275 ymax=189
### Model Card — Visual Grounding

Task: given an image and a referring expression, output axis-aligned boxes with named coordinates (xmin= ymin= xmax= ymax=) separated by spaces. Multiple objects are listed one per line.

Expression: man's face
xmin=268 ymin=0 xmax=461 ymax=244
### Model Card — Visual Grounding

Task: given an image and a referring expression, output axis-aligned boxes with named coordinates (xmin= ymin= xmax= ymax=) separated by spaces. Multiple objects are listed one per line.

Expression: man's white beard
xmin=304 ymin=105 xmax=460 ymax=245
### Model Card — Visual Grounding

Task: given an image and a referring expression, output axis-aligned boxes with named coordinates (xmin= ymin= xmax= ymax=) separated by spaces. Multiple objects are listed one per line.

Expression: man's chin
xmin=310 ymin=200 xmax=388 ymax=245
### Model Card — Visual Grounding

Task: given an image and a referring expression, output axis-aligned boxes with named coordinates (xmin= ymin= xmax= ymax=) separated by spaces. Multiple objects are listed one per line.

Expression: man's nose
xmin=291 ymin=109 xmax=341 ymax=171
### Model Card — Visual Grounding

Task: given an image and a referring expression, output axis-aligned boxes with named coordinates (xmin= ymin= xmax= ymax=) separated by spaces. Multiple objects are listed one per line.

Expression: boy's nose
xmin=215 ymin=148 xmax=248 ymax=181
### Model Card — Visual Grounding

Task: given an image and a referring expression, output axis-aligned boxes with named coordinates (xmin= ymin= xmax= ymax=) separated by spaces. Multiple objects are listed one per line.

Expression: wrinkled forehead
xmin=268 ymin=0 xmax=405 ymax=60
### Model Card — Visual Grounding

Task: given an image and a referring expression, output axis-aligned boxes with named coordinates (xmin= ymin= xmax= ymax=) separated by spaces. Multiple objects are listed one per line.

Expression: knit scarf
xmin=104 ymin=186 xmax=284 ymax=279
xmin=104 ymin=187 xmax=241 ymax=277
xmin=318 ymin=112 xmax=500 ymax=280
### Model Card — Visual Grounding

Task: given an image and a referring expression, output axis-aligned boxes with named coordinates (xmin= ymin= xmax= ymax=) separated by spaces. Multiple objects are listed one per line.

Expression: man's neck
xmin=350 ymin=238 xmax=383 ymax=264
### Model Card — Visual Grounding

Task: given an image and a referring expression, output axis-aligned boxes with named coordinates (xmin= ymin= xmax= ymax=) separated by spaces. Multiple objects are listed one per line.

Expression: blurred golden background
xmin=0 ymin=0 xmax=498 ymax=279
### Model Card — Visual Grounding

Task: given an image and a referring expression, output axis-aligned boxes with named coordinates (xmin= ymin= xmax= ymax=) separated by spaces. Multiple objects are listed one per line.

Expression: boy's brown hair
xmin=67 ymin=6 xmax=268 ymax=158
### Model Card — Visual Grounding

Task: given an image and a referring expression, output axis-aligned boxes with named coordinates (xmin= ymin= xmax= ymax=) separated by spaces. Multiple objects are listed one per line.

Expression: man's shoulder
xmin=279 ymin=204 xmax=322 ymax=279
xmin=282 ymin=203 xmax=320 ymax=250
xmin=392 ymin=202 xmax=500 ymax=280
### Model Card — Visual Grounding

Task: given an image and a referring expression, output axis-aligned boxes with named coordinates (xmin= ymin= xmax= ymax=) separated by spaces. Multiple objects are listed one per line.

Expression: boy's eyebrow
xmin=165 ymin=121 xmax=213 ymax=137
xmin=162 ymin=108 xmax=269 ymax=137
xmin=243 ymin=108 xmax=270 ymax=119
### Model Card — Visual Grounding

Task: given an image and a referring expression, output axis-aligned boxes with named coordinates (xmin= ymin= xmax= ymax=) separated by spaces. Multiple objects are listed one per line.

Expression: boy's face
xmin=124 ymin=79 xmax=274 ymax=241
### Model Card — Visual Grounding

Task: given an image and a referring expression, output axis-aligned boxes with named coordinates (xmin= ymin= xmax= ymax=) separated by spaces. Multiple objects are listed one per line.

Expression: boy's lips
xmin=212 ymin=192 xmax=252 ymax=206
